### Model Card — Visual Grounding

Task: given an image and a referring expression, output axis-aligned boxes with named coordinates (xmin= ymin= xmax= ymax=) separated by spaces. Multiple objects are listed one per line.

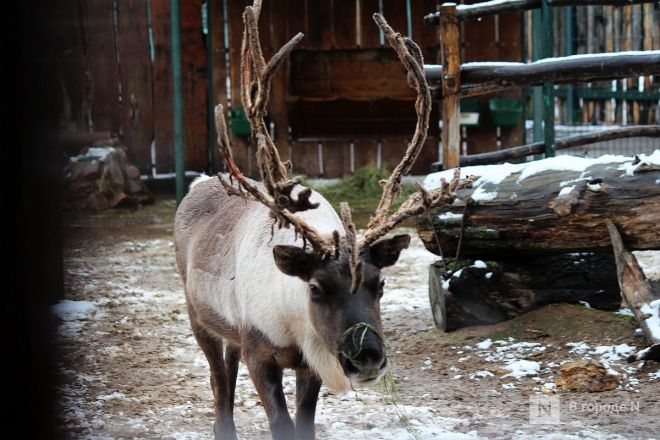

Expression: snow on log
xmin=416 ymin=152 xmax=660 ymax=258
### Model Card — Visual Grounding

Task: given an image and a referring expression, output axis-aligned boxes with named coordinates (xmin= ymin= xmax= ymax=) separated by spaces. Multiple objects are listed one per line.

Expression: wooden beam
xmin=439 ymin=3 xmax=461 ymax=170
xmin=424 ymin=0 xmax=658 ymax=26
xmin=433 ymin=125 xmax=660 ymax=168
xmin=424 ymin=51 xmax=660 ymax=98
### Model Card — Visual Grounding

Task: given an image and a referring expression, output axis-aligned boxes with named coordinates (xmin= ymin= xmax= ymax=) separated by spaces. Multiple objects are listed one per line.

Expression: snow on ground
xmin=57 ymin=217 xmax=660 ymax=439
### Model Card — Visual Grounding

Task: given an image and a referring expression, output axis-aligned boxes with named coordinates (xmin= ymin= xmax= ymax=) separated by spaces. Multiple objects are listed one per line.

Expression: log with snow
xmin=416 ymin=151 xmax=660 ymax=258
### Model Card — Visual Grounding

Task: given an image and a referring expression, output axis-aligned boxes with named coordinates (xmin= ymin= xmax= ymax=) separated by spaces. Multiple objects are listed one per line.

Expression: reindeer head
xmin=213 ymin=3 xmax=468 ymax=387
xmin=273 ymin=234 xmax=410 ymax=385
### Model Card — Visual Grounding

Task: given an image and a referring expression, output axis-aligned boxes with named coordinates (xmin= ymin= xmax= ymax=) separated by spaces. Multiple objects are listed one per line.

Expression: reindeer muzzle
xmin=338 ymin=323 xmax=387 ymax=385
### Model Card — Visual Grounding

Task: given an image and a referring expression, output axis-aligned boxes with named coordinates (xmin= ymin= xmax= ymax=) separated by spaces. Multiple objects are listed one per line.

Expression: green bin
xmin=488 ymin=99 xmax=522 ymax=127
xmin=230 ymin=107 xmax=251 ymax=137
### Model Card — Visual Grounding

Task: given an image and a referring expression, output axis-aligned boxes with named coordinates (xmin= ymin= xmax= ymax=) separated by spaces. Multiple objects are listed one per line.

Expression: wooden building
xmin=56 ymin=0 xmax=524 ymax=178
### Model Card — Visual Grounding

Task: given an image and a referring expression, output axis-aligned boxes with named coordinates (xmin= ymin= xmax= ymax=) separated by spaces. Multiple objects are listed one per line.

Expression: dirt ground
xmin=56 ymin=197 xmax=659 ymax=439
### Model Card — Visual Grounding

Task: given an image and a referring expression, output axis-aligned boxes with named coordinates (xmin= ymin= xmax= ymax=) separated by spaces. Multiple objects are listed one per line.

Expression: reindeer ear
xmin=365 ymin=234 xmax=411 ymax=268
xmin=273 ymin=246 xmax=316 ymax=281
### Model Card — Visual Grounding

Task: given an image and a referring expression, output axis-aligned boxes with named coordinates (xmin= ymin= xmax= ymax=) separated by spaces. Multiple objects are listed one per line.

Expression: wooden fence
xmin=57 ymin=0 xmax=209 ymax=174
xmin=529 ymin=3 xmax=660 ymax=127
xmin=56 ymin=0 xmax=528 ymax=178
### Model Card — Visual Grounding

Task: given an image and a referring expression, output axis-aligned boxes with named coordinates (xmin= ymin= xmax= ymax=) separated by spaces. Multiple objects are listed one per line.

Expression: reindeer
xmin=174 ymin=2 xmax=465 ymax=439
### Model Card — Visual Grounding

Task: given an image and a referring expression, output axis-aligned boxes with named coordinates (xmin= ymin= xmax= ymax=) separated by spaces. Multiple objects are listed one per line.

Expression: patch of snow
xmin=634 ymin=250 xmax=660 ymax=280
xmin=558 ymin=185 xmax=575 ymax=196
xmin=618 ymin=150 xmax=660 ymax=176
xmin=70 ymin=147 xmax=115 ymax=162
xmin=96 ymin=392 xmax=126 ymax=401
xmin=640 ymin=299 xmax=660 ymax=341
xmin=462 ymin=61 xmax=524 ymax=67
xmin=649 ymin=370 xmax=660 ymax=380
xmin=501 ymin=383 xmax=516 ymax=390
xmin=578 ymin=300 xmax=591 ymax=309
xmin=52 ymin=300 xmax=96 ymax=320
xmin=516 ymin=155 xmax=629 ymax=183
xmin=614 ymin=308 xmax=633 ymax=317
xmin=472 ymin=260 xmax=487 ymax=269
xmin=476 ymin=339 xmax=493 ymax=350
xmin=471 ymin=186 xmax=498 ymax=201
xmin=423 ymin=162 xmax=525 ymax=191
xmin=436 ymin=211 xmax=463 ymax=221
xmin=485 ymin=272 xmax=493 ymax=279
xmin=502 ymin=360 xmax=540 ymax=379
xmin=587 ymin=182 xmax=603 ymax=192
xmin=470 ymin=370 xmax=495 ymax=380
xmin=566 ymin=342 xmax=590 ymax=354
xmin=535 ymin=50 xmax=660 ymax=64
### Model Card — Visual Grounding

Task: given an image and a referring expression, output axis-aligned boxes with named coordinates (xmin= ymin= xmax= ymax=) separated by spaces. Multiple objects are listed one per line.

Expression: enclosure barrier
xmin=425 ymin=0 xmax=660 ymax=169
xmin=424 ymin=0 xmax=656 ymax=26
xmin=432 ymin=125 xmax=660 ymax=169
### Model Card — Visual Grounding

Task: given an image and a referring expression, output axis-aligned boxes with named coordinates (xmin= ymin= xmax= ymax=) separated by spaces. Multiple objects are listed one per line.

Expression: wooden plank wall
xmin=56 ymin=0 xmax=523 ymax=178
xmin=56 ymin=0 xmax=208 ymax=174
xmin=221 ymin=0 xmax=443 ymax=178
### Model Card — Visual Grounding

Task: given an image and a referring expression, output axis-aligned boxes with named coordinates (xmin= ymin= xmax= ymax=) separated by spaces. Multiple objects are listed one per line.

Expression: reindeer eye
xmin=309 ymin=284 xmax=322 ymax=300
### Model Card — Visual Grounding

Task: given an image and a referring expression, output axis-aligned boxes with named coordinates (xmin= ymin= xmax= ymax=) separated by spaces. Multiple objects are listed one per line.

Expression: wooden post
xmin=440 ymin=3 xmax=461 ymax=170
xmin=531 ymin=8 xmax=544 ymax=156
xmin=541 ymin=0 xmax=555 ymax=157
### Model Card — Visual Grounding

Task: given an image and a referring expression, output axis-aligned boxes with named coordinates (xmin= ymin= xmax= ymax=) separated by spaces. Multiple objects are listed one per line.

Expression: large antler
xmin=215 ymin=1 xmax=339 ymax=257
xmin=357 ymin=14 xmax=472 ymax=252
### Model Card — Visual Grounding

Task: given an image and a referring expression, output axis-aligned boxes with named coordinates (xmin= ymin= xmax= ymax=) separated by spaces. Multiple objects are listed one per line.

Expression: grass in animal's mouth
xmin=339 ymin=322 xmax=381 ymax=361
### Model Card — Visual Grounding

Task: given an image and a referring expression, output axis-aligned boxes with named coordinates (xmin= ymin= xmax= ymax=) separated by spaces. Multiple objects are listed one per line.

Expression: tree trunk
xmin=417 ymin=156 xmax=660 ymax=258
xmin=429 ymin=254 xmax=622 ymax=331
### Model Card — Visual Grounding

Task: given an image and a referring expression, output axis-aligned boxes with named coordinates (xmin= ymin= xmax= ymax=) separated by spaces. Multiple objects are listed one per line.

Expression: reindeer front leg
xmin=243 ymin=351 xmax=295 ymax=440
xmin=294 ymin=368 xmax=322 ymax=440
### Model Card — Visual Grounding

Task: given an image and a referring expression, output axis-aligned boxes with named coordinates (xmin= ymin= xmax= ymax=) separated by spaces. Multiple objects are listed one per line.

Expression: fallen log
xmin=417 ymin=153 xmax=660 ymax=258
xmin=605 ymin=219 xmax=660 ymax=361
xmin=429 ymin=254 xmax=622 ymax=331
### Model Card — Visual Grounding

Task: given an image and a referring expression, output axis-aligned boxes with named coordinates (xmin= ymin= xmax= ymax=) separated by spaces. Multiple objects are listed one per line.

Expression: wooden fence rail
xmin=424 ymin=51 xmax=660 ymax=98
xmin=430 ymin=125 xmax=660 ymax=169
xmin=424 ymin=0 xmax=657 ymax=25
xmin=431 ymin=1 xmax=659 ymax=170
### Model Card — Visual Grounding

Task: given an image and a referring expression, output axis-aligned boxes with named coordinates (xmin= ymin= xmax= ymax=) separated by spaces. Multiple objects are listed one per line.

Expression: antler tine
xmin=216 ymin=1 xmax=338 ymax=257
xmin=370 ymin=14 xmax=431 ymax=218
xmin=359 ymin=14 xmax=473 ymax=251
xmin=340 ymin=203 xmax=362 ymax=294
xmin=358 ymin=14 xmax=433 ymax=251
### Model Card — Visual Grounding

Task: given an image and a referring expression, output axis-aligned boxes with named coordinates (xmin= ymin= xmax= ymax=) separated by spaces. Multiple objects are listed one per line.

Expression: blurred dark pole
xmin=8 ymin=0 xmax=64 ymax=438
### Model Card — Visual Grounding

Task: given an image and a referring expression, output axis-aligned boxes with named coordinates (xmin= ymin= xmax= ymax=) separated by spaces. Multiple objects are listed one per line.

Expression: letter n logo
xmin=529 ymin=395 xmax=560 ymax=424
